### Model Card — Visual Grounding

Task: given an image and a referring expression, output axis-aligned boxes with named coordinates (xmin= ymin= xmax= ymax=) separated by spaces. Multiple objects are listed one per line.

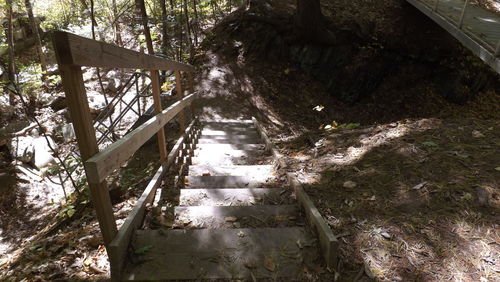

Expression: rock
xmin=105 ymin=77 xmax=122 ymax=96
xmin=8 ymin=136 xmax=35 ymax=163
xmin=343 ymin=180 xmax=357 ymax=189
xmin=61 ymin=124 xmax=76 ymax=142
xmin=50 ymin=96 xmax=67 ymax=111
xmin=31 ymin=136 xmax=56 ymax=169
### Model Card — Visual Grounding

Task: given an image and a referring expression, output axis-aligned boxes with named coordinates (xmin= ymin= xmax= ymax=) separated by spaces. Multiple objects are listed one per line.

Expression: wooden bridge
xmin=406 ymin=0 xmax=500 ymax=74
xmin=52 ymin=31 xmax=337 ymax=280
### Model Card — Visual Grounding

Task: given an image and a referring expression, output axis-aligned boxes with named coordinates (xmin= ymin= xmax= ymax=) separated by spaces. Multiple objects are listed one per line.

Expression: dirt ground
xmin=0 ymin=0 xmax=499 ymax=280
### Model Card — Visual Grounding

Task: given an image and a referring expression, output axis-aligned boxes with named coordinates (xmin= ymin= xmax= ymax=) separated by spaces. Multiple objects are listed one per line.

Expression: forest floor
xmin=1 ymin=0 xmax=499 ymax=281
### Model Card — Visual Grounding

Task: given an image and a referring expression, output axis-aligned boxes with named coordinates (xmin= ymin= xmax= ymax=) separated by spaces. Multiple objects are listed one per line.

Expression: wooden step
xmin=179 ymin=188 xmax=284 ymax=206
xmin=188 ymin=165 xmax=274 ymax=176
xmin=184 ymin=175 xmax=276 ymax=188
xmin=200 ymin=129 xmax=260 ymax=137
xmin=124 ymin=227 xmax=317 ymax=280
xmin=195 ymin=143 xmax=266 ymax=150
xmin=191 ymin=155 xmax=271 ymax=166
xmin=174 ymin=205 xmax=299 ymax=229
xmin=197 ymin=135 xmax=262 ymax=144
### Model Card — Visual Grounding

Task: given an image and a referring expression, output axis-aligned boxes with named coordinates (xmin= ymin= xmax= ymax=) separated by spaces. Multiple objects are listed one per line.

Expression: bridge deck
xmin=407 ymin=0 xmax=500 ymax=73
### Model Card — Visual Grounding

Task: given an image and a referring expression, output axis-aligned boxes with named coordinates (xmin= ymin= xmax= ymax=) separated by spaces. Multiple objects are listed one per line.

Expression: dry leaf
xmin=263 ymin=256 xmax=276 ymax=272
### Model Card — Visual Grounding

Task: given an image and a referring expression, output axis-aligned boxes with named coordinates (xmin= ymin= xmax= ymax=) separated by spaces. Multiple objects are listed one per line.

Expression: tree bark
xmin=24 ymin=0 xmax=47 ymax=77
xmin=295 ymin=0 xmax=328 ymax=43
xmin=183 ymin=0 xmax=194 ymax=59
xmin=135 ymin=0 xmax=155 ymax=54
xmin=160 ymin=0 xmax=169 ymax=55
xmin=112 ymin=0 xmax=123 ymax=45
xmin=5 ymin=0 xmax=16 ymax=105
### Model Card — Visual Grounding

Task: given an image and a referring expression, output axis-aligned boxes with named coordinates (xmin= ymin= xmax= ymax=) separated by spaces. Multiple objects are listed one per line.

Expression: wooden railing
xmin=52 ymin=31 xmax=199 ymax=278
xmin=406 ymin=0 xmax=500 ymax=73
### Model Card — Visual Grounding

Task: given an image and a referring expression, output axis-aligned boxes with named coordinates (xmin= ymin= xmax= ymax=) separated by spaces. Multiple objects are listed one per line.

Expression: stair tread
xmin=198 ymin=137 xmax=262 ymax=144
xmin=179 ymin=188 xmax=286 ymax=206
xmin=184 ymin=175 xmax=277 ymax=188
xmin=200 ymin=129 xmax=259 ymax=136
xmin=188 ymin=165 xmax=274 ymax=176
xmin=175 ymin=205 xmax=298 ymax=226
xmin=195 ymin=143 xmax=266 ymax=150
xmin=124 ymin=227 xmax=317 ymax=280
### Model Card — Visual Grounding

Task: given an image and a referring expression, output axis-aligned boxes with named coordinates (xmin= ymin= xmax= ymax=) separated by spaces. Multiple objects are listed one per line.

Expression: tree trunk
xmin=192 ymin=0 xmax=200 ymax=46
xmin=112 ymin=0 xmax=123 ymax=45
xmin=160 ymin=0 xmax=169 ymax=55
xmin=135 ymin=0 xmax=155 ymax=54
xmin=295 ymin=0 xmax=327 ymax=43
xmin=24 ymin=0 xmax=47 ymax=77
xmin=183 ymin=0 xmax=194 ymax=59
xmin=5 ymin=0 xmax=16 ymax=105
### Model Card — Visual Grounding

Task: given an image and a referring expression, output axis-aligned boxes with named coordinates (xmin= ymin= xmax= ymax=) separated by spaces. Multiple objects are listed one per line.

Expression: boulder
xmin=8 ymin=136 xmax=35 ymax=163
xmin=31 ymin=136 xmax=56 ymax=169
xmin=61 ymin=123 xmax=76 ymax=142
xmin=50 ymin=96 xmax=67 ymax=111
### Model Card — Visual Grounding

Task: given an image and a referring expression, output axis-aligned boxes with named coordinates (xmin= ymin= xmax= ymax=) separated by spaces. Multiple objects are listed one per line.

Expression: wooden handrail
xmin=52 ymin=31 xmax=195 ymax=72
xmin=84 ymin=92 xmax=198 ymax=184
xmin=108 ymin=118 xmax=199 ymax=279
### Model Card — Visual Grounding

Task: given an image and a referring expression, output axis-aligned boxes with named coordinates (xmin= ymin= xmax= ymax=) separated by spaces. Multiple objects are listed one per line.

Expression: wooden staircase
xmin=123 ymin=120 xmax=319 ymax=280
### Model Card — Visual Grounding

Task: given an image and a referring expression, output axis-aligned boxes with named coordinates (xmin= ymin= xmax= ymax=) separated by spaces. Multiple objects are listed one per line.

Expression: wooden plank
xmin=251 ymin=117 xmax=287 ymax=169
xmin=175 ymin=70 xmax=185 ymax=134
xmin=287 ymin=173 xmax=339 ymax=271
xmin=55 ymin=63 xmax=117 ymax=245
xmin=85 ymin=92 xmax=198 ymax=184
xmin=187 ymin=71 xmax=195 ymax=119
xmin=251 ymin=117 xmax=338 ymax=270
xmin=52 ymin=31 xmax=195 ymax=72
xmin=149 ymin=69 xmax=167 ymax=162
xmin=108 ymin=118 xmax=198 ymax=280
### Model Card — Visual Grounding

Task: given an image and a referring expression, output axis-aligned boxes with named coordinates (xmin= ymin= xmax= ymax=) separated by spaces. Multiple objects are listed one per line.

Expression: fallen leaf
xmin=495 ymin=167 xmax=500 ymax=172
xmin=343 ymin=181 xmax=357 ymax=189
xmin=380 ymin=232 xmax=391 ymax=239
xmin=412 ymin=181 xmax=428 ymax=190
xmin=244 ymin=260 xmax=257 ymax=269
xmin=263 ymin=256 xmax=276 ymax=272
xmin=313 ymin=105 xmax=324 ymax=112
xmin=224 ymin=216 xmax=237 ymax=222
xmin=472 ymin=130 xmax=485 ymax=138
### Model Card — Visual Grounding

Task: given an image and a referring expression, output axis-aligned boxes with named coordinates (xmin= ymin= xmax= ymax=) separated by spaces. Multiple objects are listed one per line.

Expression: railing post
xmin=150 ymin=69 xmax=167 ymax=162
xmin=187 ymin=72 xmax=195 ymax=120
xmin=433 ymin=0 xmax=440 ymax=11
xmin=175 ymin=70 xmax=185 ymax=134
xmin=458 ymin=0 xmax=470 ymax=29
xmin=57 ymin=64 xmax=118 ymax=245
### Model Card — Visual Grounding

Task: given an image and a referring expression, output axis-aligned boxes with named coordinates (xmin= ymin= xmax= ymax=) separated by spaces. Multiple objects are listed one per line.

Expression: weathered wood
xmin=55 ymin=63 xmax=117 ymax=245
xmin=85 ymin=93 xmax=198 ymax=184
xmin=52 ymin=31 xmax=195 ymax=72
xmin=287 ymin=172 xmax=339 ymax=271
xmin=187 ymin=71 xmax=195 ymax=119
xmin=251 ymin=117 xmax=287 ymax=168
xmin=150 ymin=69 xmax=167 ymax=162
xmin=175 ymin=71 xmax=185 ymax=134
xmin=251 ymin=117 xmax=338 ymax=270
xmin=458 ymin=0 xmax=470 ymax=28
xmin=108 ymin=118 xmax=198 ymax=280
